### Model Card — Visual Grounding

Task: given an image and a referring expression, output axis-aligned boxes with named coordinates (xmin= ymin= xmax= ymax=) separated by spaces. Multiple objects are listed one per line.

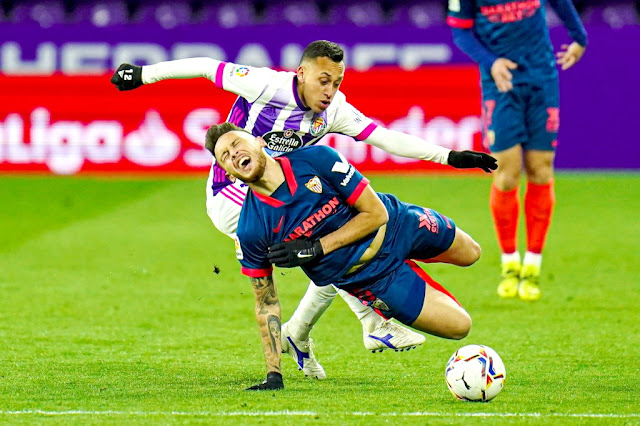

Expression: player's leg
xmin=518 ymin=82 xmax=559 ymax=301
xmin=281 ymin=282 xmax=334 ymax=380
xmin=344 ymin=261 xmax=470 ymax=339
xmin=483 ymin=85 xmax=527 ymax=298
xmin=335 ymin=287 xmax=426 ymax=353
xmin=427 ymin=227 xmax=481 ymax=267
xmin=491 ymin=146 xmax=524 ymax=298
xmin=410 ymin=276 xmax=471 ymax=340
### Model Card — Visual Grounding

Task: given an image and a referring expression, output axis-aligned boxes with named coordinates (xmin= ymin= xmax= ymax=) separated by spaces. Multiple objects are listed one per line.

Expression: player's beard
xmin=242 ymin=153 xmax=267 ymax=183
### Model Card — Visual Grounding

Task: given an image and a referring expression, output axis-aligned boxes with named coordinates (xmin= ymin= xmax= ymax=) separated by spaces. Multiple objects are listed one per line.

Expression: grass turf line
xmin=0 ymin=174 xmax=639 ymax=425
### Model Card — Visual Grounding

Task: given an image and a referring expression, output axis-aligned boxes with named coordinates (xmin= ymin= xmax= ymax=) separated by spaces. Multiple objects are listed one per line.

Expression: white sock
xmin=286 ymin=282 xmax=337 ymax=341
xmin=501 ymin=251 xmax=521 ymax=265
xmin=523 ymin=251 xmax=542 ymax=268
xmin=336 ymin=288 xmax=385 ymax=333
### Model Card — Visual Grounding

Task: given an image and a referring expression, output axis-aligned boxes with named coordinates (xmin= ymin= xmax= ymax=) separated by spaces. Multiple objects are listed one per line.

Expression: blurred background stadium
xmin=1 ymin=1 xmax=640 ymax=422
xmin=1 ymin=0 xmax=639 ymax=174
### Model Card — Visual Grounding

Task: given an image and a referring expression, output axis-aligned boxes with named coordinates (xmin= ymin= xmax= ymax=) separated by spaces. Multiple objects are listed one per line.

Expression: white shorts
xmin=205 ymin=164 xmax=248 ymax=239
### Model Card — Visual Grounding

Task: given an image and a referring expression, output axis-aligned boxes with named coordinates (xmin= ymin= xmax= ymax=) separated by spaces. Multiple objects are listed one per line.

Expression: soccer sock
xmin=501 ymin=251 xmax=521 ymax=265
xmin=523 ymin=251 xmax=542 ymax=269
xmin=286 ymin=282 xmax=337 ymax=341
xmin=524 ymin=180 xmax=555 ymax=254
xmin=490 ymin=184 xmax=520 ymax=254
xmin=336 ymin=288 xmax=384 ymax=333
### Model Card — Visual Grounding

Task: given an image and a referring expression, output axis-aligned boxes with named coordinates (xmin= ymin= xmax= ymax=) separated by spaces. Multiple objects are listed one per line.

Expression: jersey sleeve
xmin=235 ymin=232 xmax=273 ymax=278
xmin=214 ymin=62 xmax=278 ymax=103
xmin=446 ymin=0 xmax=476 ymax=29
xmin=327 ymin=94 xmax=379 ymax=141
xmin=309 ymin=145 xmax=370 ymax=206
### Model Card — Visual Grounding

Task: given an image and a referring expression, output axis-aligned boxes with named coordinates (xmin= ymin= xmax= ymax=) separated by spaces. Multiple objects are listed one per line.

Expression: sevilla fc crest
xmin=305 ymin=176 xmax=323 ymax=193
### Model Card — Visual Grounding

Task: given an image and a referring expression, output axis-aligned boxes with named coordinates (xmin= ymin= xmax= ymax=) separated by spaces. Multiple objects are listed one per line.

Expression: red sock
xmin=490 ymin=184 xmax=520 ymax=253
xmin=524 ymin=180 xmax=555 ymax=254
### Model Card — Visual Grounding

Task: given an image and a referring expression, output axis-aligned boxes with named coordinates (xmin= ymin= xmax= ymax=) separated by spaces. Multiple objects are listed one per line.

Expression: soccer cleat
xmin=497 ymin=260 xmax=521 ymax=299
xmin=364 ymin=319 xmax=426 ymax=353
xmin=281 ymin=322 xmax=326 ymax=380
xmin=518 ymin=263 xmax=542 ymax=301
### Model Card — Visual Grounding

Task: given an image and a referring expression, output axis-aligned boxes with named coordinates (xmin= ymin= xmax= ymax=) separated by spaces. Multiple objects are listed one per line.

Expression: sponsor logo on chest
xmin=263 ymin=129 xmax=303 ymax=153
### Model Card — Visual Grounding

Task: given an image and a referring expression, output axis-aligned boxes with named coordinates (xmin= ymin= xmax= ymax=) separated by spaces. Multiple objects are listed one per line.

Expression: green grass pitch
xmin=1 ymin=173 xmax=639 ymax=425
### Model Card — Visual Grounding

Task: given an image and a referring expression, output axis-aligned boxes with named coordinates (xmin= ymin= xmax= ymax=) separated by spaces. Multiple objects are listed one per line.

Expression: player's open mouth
xmin=320 ymin=100 xmax=330 ymax=108
xmin=237 ymin=155 xmax=251 ymax=171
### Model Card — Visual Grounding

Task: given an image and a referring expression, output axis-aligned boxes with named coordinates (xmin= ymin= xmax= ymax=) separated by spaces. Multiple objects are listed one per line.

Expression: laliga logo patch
xmin=234 ymin=66 xmax=250 ymax=77
xmin=305 ymin=176 xmax=323 ymax=194
xmin=310 ymin=117 xmax=327 ymax=136
xmin=234 ymin=236 xmax=244 ymax=260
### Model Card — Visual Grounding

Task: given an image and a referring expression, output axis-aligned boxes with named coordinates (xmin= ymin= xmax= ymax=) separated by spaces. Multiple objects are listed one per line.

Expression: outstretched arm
xmin=246 ymin=274 xmax=284 ymax=391
xmin=110 ymin=57 xmax=221 ymax=91
xmin=365 ymin=127 xmax=497 ymax=172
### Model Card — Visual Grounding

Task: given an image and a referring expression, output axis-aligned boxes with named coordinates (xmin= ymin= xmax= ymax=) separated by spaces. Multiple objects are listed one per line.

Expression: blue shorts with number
xmin=338 ymin=195 xmax=457 ymax=325
xmin=481 ymin=79 xmax=559 ymax=153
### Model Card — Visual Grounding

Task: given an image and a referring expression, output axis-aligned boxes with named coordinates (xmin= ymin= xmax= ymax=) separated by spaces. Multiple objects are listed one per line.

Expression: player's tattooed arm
xmin=250 ymin=274 xmax=282 ymax=374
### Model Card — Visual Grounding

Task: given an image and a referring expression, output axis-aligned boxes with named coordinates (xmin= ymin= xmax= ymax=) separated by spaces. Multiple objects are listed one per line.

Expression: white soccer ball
xmin=445 ymin=344 xmax=506 ymax=402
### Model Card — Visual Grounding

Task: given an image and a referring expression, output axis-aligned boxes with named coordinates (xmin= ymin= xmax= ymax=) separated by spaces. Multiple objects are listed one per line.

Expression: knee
xmin=459 ymin=239 xmax=482 ymax=267
xmin=449 ymin=312 xmax=472 ymax=340
xmin=493 ymin=169 xmax=520 ymax=191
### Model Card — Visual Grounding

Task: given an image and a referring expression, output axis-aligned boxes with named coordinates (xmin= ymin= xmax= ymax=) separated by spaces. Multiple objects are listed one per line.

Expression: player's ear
xmin=225 ymin=172 xmax=236 ymax=183
xmin=256 ymin=136 xmax=267 ymax=148
xmin=296 ymin=64 xmax=305 ymax=83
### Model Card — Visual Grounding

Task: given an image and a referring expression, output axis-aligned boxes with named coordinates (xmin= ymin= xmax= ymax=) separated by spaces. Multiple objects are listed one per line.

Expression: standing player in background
xmin=447 ymin=0 xmax=587 ymax=301
xmin=110 ymin=40 xmax=496 ymax=378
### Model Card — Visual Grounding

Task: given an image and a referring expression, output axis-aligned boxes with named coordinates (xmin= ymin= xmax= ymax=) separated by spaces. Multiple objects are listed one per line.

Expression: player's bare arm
xmin=245 ymin=274 xmax=284 ymax=391
xmin=490 ymin=58 xmax=518 ymax=93
xmin=556 ymin=42 xmax=586 ymax=70
xmin=319 ymin=184 xmax=388 ymax=255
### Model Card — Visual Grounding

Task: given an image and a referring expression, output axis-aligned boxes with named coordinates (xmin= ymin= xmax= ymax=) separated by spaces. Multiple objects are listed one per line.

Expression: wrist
xmin=313 ymin=239 xmax=325 ymax=258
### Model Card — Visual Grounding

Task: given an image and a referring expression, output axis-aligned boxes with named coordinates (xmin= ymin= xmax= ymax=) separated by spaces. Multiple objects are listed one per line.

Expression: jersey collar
xmin=292 ymin=76 xmax=310 ymax=111
xmin=252 ymin=156 xmax=298 ymax=207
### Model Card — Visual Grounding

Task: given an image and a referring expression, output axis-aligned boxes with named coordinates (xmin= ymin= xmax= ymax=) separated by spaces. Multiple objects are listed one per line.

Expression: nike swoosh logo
xmin=272 ymin=216 xmax=284 ymax=233
xmin=297 ymin=253 xmax=313 ymax=258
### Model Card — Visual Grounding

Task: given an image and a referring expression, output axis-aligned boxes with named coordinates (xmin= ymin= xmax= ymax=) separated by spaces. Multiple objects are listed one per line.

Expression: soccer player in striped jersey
xmin=111 ymin=40 xmax=496 ymax=379
xmin=207 ymin=122 xmax=480 ymax=390
xmin=447 ymin=0 xmax=587 ymax=301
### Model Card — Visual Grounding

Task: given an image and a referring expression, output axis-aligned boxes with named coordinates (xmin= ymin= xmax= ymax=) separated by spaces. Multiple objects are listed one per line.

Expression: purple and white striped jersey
xmin=209 ymin=61 xmax=378 ymax=197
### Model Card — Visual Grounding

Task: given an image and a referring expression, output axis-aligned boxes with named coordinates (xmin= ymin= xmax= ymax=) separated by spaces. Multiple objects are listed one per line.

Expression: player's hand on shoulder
xmin=556 ymin=42 xmax=586 ymax=71
xmin=448 ymin=150 xmax=498 ymax=173
xmin=110 ymin=63 xmax=143 ymax=91
xmin=246 ymin=372 xmax=284 ymax=391
xmin=490 ymin=58 xmax=518 ymax=93
xmin=268 ymin=238 xmax=324 ymax=268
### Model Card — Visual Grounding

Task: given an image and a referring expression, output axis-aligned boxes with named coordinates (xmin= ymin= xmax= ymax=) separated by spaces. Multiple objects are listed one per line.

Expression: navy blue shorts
xmin=345 ymin=260 xmax=459 ymax=326
xmin=481 ymin=80 xmax=559 ymax=153
xmin=340 ymin=203 xmax=458 ymax=325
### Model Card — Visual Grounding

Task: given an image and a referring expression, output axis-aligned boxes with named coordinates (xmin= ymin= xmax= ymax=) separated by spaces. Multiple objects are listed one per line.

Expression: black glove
xmin=110 ymin=63 xmax=143 ymax=91
xmin=267 ymin=239 xmax=324 ymax=268
xmin=448 ymin=150 xmax=498 ymax=173
xmin=246 ymin=372 xmax=284 ymax=391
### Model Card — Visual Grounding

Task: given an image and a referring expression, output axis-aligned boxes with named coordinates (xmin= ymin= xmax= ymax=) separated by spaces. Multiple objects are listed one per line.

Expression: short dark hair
xmin=300 ymin=40 xmax=344 ymax=65
xmin=205 ymin=122 xmax=251 ymax=157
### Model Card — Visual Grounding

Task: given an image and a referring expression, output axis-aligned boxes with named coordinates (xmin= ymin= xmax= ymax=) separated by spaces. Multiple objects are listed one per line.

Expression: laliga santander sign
xmin=0 ymin=68 xmax=484 ymax=174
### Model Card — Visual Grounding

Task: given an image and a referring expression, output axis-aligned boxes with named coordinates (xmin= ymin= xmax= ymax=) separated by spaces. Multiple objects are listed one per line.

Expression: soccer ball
xmin=445 ymin=344 xmax=506 ymax=402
